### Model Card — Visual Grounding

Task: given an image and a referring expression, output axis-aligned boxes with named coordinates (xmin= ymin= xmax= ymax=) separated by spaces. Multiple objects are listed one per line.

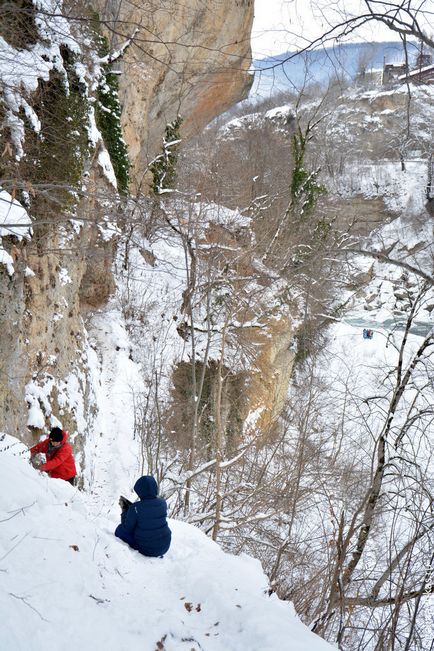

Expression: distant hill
xmin=251 ymin=40 xmax=420 ymax=97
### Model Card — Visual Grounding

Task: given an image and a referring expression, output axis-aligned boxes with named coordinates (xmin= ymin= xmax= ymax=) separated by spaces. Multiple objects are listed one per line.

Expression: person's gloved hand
xmin=30 ymin=454 xmax=43 ymax=469
xmin=119 ymin=496 xmax=130 ymax=513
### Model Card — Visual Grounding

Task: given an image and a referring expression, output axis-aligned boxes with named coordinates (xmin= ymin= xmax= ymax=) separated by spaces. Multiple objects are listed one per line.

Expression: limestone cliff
xmin=95 ymin=0 xmax=254 ymax=184
xmin=0 ymin=0 xmax=254 ymax=446
xmin=0 ymin=165 xmax=116 ymax=446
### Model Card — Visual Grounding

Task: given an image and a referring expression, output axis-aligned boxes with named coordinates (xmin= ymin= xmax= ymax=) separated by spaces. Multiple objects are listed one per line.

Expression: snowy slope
xmin=0 ymin=437 xmax=334 ymax=651
xmin=83 ymin=306 xmax=144 ymax=518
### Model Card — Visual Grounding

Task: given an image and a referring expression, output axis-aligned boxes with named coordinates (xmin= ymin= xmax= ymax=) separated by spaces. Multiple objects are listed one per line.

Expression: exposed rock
xmin=0 ymin=255 xmax=29 ymax=440
xmin=95 ymin=0 xmax=254 ymax=184
xmin=325 ymin=196 xmax=394 ymax=236
xmin=244 ymin=317 xmax=295 ymax=433
xmin=0 ymin=0 xmax=254 ymax=446
xmin=166 ymin=218 xmax=296 ymax=446
xmin=0 ymin=166 xmax=116 ymax=445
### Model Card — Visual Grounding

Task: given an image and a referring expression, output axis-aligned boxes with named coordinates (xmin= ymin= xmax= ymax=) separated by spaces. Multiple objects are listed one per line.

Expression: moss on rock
xmin=18 ymin=45 xmax=90 ymax=217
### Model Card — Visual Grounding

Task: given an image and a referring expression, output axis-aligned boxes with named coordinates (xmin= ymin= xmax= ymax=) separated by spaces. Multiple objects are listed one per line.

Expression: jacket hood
xmin=134 ymin=475 xmax=158 ymax=499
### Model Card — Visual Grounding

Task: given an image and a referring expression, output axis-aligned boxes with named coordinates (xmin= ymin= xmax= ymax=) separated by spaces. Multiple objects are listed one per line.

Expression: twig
xmin=0 ymin=532 xmax=31 ymax=562
xmin=89 ymin=594 xmax=110 ymax=605
xmin=9 ymin=592 xmax=49 ymax=622
xmin=1 ymin=501 xmax=36 ymax=523
xmin=92 ymin=535 xmax=99 ymax=562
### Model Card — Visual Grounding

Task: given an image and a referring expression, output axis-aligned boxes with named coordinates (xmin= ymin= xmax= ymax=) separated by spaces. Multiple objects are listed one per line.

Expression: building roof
xmin=399 ymin=63 xmax=434 ymax=81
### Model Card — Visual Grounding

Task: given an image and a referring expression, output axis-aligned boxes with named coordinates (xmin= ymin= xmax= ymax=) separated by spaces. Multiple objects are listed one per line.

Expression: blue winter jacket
xmin=121 ymin=476 xmax=171 ymax=557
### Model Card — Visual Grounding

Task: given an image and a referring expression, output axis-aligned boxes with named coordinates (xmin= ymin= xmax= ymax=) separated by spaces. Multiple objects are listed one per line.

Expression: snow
xmin=218 ymin=106 xmax=292 ymax=140
xmin=333 ymin=159 xmax=428 ymax=216
xmin=243 ymin=406 xmax=265 ymax=434
xmin=0 ymin=248 xmax=16 ymax=276
xmin=98 ymin=147 xmax=118 ymax=189
xmin=399 ymin=63 xmax=434 ymax=80
xmin=86 ymin=104 xmax=102 ymax=146
xmin=0 ymin=0 xmax=118 ymax=191
xmin=0 ymin=437 xmax=334 ymax=651
xmin=264 ymin=105 xmax=292 ymax=121
xmin=25 ymin=370 xmax=88 ymax=437
xmin=83 ymin=307 xmax=145 ymax=514
xmin=196 ymin=202 xmax=252 ymax=230
xmin=0 ymin=190 xmax=32 ymax=237
xmin=1 ymin=25 xmax=433 ymax=648
xmin=25 ymin=380 xmax=53 ymax=428
xmin=0 ymin=25 xmax=67 ymax=159
xmin=25 ymin=397 xmax=46 ymax=429
xmin=58 ymin=267 xmax=72 ymax=285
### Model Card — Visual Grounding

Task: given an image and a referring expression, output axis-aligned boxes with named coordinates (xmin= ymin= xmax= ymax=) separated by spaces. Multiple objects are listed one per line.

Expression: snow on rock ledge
xmin=0 ymin=436 xmax=334 ymax=651
xmin=0 ymin=190 xmax=32 ymax=275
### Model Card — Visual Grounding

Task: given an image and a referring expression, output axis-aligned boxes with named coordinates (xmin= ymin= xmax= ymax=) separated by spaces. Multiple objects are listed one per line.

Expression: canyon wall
xmin=96 ymin=0 xmax=254 ymax=184
xmin=0 ymin=0 xmax=254 ymax=443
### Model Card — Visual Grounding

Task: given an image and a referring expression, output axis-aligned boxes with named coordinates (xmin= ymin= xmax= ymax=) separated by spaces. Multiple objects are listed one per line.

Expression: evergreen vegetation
xmin=19 ymin=46 xmax=90 ymax=211
xmin=150 ymin=116 xmax=183 ymax=194
xmin=290 ymin=127 xmax=326 ymax=216
xmin=95 ymin=36 xmax=130 ymax=194
xmin=0 ymin=0 xmax=38 ymax=50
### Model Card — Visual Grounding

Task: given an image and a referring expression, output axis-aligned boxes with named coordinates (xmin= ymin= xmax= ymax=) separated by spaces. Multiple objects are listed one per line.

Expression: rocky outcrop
xmin=0 ymin=163 xmax=116 ymax=444
xmin=95 ymin=0 xmax=254 ymax=184
xmin=0 ymin=0 xmax=254 ymax=448
xmin=245 ymin=318 xmax=295 ymax=433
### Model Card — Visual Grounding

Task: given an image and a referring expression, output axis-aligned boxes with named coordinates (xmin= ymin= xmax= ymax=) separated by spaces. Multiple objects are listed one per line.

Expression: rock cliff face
xmin=0 ymin=0 xmax=254 ymax=445
xmin=0 ymin=166 xmax=116 ymax=445
xmin=96 ymin=0 xmax=254 ymax=184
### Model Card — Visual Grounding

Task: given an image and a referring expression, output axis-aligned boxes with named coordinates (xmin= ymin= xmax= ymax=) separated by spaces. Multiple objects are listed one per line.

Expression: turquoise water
xmin=344 ymin=317 xmax=434 ymax=338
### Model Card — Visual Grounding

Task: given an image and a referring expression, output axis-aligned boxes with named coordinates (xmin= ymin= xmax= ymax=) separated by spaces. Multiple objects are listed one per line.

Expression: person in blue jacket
xmin=115 ymin=475 xmax=171 ymax=557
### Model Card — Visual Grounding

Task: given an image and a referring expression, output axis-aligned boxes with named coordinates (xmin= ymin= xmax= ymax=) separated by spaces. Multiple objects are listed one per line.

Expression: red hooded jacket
xmin=30 ymin=431 xmax=76 ymax=480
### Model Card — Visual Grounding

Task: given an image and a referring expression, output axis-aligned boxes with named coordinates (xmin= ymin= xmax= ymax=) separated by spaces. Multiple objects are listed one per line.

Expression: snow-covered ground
xmin=0 ymin=437 xmax=334 ymax=651
xmin=83 ymin=307 xmax=144 ymax=518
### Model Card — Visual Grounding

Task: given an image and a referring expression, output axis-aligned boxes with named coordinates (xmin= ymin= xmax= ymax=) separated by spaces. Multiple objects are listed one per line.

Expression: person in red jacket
xmin=30 ymin=427 xmax=77 ymax=485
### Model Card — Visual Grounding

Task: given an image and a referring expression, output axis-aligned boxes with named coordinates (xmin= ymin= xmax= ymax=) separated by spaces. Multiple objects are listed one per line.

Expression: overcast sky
xmin=251 ymin=0 xmax=398 ymax=58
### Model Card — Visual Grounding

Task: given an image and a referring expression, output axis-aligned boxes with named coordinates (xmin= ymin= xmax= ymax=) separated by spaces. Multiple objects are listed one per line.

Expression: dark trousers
xmin=66 ymin=476 xmax=76 ymax=486
xmin=115 ymin=524 xmax=137 ymax=549
xmin=114 ymin=525 xmax=168 ymax=557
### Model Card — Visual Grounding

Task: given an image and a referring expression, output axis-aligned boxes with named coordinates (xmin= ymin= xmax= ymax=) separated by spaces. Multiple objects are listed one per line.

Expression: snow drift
xmin=0 ymin=435 xmax=333 ymax=651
